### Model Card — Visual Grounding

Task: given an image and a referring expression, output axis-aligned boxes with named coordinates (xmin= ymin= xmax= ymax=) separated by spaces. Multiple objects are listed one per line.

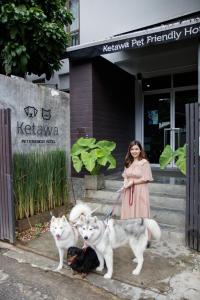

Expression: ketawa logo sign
xmin=17 ymin=106 xmax=59 ymax=142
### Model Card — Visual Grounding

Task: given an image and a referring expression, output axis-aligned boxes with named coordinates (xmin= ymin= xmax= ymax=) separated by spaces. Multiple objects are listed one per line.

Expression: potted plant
xmin=71 ymin=137 xmax=116 ymax=190
xmin=159 ymin=144 xmax=186 ymax=175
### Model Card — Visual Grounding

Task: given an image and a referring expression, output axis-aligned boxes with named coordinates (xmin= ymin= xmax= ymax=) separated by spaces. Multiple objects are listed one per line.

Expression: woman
xmin=121 ymin=140 xmax=153 ymax=220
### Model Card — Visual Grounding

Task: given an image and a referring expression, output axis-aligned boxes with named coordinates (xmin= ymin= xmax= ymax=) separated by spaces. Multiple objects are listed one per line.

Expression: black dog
xmin=67 ymin=246 xmax=99 ymax=277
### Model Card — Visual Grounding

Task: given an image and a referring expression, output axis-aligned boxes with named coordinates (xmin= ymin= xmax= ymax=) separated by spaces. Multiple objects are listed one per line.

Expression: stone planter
xmin=84 ymin=174 xmax=105 ymax=190
xmin=16 ymin=205 xmax=68 ymax=232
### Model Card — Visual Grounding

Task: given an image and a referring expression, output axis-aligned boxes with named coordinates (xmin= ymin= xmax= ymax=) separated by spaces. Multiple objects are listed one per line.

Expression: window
xmin=142 ymin=75 xmax=171 ymax=91
xmin=69 ymin=0 xmax=79 ymax=46
xmin=173 ymin=71 xmax=198 ymax=87
xmin=142 ymin=71 xmax=198 ymax=91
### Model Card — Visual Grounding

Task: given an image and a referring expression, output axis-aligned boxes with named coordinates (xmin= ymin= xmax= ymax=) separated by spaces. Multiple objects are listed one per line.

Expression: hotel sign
xmin=17 ymin=106 xmax=58 ymax=145
xmin=67 ymin=21 xmax=200 ymax=60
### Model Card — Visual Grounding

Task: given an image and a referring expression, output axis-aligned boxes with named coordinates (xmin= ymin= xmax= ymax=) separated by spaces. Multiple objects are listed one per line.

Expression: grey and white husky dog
xmin=78 ymin=215 xmax=161 ymax=279
xmin=50 ymin=203 xmax=92 ymax=271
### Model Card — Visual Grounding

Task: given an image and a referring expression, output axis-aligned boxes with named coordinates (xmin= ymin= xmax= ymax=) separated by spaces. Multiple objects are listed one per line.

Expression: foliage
xmin=71 ymin=137 xmax=117 ymax=175
xmin=159 ymin=144 xmax=186 ymax=175
xmin=0 ymin=0 xmax=73 ymax=79
xmin=13 ymin=150 xmax=68 ymax=220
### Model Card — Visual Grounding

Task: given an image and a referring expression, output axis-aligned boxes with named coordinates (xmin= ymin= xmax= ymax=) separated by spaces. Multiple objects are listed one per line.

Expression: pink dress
xmin=121 ymin=159 xmax=153 ymax=220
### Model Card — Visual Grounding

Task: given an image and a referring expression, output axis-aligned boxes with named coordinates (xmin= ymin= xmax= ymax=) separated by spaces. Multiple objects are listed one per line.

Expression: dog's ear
xmin=61 ymin=215 xmax=67 ymax=222
xmin=80 ymin=215 xmax=86 ymax=222
xmin=51 ymin=216 xmax=56 ymax=222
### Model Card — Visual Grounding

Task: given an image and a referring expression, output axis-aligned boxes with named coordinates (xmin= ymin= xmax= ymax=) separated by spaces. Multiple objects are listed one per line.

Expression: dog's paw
xmin=96 ymin=266 xmax=104 ymax=272
xmin=72 ymin=270 xmax=79 ymax=275
xmin=54 ymin=267 xmax=62 ymax=272
xmin=132 ymin=258 xmax=138 ymax=263
xmin=132 ymin=268 xmax=140 ymax=275
xmin=104 ymin=273 xmax=112 ymax=279
xmin=108 ymin=218 xmax=114 ymax=226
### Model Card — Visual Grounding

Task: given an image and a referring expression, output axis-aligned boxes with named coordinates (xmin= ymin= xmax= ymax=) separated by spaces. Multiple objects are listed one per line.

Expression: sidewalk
xmin=1 ymin=231 xmax=200 ymax=300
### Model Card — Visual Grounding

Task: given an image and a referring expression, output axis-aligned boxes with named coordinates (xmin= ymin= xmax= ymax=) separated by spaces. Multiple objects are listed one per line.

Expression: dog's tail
xmin=144 ymin=219 xmax=161 ymax=240
xmin=69 ymin=203 xmax=92 ymax=223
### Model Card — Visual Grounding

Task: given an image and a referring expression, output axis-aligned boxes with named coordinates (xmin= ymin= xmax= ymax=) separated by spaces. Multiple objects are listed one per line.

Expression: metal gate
xmin=185 ymin=102 xmax=200 ymax=251
xmin=0 ymin=108 xmax=15 ymax=243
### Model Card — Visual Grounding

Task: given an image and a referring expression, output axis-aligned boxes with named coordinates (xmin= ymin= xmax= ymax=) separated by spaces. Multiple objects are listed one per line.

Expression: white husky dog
xmin=78 ymin=215 xmax=161 ymax=279
xmin=50 ymin=203 xmax=91 ymax=271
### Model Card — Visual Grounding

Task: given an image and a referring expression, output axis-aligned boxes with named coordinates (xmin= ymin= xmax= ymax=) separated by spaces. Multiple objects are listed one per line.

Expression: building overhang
xmin=66 ymin=14 xmax=200 ymax=61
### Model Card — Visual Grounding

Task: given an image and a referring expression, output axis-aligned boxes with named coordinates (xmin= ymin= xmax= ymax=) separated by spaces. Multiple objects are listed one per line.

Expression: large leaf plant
xmin=71 ymin=137 xmax=117 ymax=175
xmin=159 ymin=144 xmax=186 ymax=175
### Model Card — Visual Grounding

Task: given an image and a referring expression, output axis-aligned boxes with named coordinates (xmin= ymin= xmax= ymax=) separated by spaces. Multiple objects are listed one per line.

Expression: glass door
xmin=174 ymin=89 xmax=198 ymax=148
xmin=144 ymin=93 xmax=171 ymax=164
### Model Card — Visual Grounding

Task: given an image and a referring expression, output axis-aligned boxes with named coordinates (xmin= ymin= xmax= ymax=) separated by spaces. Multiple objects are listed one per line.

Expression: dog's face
xmin=67 ymin=247 xmax=82 ymax=265
xmin=50 ymin=215 xmax=69 ymax=240
xmin=78 ymin=215 xmax=99 ymax=242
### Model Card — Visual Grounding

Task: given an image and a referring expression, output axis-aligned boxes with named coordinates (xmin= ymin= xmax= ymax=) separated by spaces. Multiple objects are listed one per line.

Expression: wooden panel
xmin=0 ymin=109 xmax=15 ymax=243
xmin=185 ymin=103 xmax=190 ymax=247
xmin=194 ymin=103 xmax=199 ymax=250
xmin=185 ymin=102 xmax=200 ymax=251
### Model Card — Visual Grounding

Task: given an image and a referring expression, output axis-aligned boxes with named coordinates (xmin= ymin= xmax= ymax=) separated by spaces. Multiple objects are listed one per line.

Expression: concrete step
xmin=158 ymin=223 xmax=185 ymax=245
xmin=85 ymin=189 xmax=185 ymax=211
xmin=78 ymin=196 xmax=185 ymax=227
xmin=150 ymin=206 xmax=185 ymax=227
xmin=150 ymin=195 xmax=185 ymax=211
xmin=104 ymin=180 xmax=186 ymax=197
xmin=76 ymin=199 xmax=185 ymax=245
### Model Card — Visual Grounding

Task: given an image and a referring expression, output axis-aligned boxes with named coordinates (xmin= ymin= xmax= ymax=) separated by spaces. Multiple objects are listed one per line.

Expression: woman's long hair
xmin=124 ymin=140 xmax=147 ymax=167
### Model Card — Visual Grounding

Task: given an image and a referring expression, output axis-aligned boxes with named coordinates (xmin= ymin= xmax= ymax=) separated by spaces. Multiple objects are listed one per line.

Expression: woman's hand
xmin=123 ymin=178 xmax=134 ymax=189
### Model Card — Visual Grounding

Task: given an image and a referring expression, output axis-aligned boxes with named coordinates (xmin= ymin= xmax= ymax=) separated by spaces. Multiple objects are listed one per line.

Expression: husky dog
xmin=78 ymin=215 xmax=161 ymax=279
xmin=50 ymin=203 xmax=92 ymax=271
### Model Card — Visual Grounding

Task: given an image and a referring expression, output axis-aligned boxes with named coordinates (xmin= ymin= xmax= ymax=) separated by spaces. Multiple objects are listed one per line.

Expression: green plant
xmin=0 ymin=1 xmax=73 ymax=78
xmin=159 ymin=144 xmax=186 ymax=175
xmin=13 ymin=150 xmax=68 ymax=220
xmin=34 ymin=222 xmax=43 ymax=238
xmin=71 ymin=137 xmax=117 ymax=175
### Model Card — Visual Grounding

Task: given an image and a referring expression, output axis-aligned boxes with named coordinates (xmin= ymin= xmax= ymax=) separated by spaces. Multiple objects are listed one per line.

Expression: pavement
xmin=1 ymin=231 xmax=200 ymax=300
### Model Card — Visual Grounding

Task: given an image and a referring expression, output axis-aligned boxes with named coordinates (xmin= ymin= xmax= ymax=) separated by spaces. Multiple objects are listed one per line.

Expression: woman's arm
xmin=123 ymin=178 xmax=134 ymax=189
xmin=133 ymin=178 xmax=149 ymax=185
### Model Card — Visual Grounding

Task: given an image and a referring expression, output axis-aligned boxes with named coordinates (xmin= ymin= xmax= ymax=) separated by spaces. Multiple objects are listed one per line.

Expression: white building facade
xmin=28 ymin=0 xmax=200 ymax=168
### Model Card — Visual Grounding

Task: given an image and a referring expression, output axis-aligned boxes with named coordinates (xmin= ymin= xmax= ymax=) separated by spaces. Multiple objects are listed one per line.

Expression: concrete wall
xmin=80 ymin=0 xmax=200 ymax=43
xmin=0 ymin=75 xmax=70 ymax=162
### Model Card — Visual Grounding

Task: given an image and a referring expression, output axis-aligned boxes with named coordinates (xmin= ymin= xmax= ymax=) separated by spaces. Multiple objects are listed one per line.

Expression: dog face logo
xmin=42 ymin=108 xmax=51 ymax=120
xmin=24 ymin=106 xmax=38 ymax=118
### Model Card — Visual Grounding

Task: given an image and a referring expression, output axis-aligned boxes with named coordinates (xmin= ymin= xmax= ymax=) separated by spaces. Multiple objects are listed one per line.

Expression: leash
xmin=104 ymin=187 xmax=123 ymax=220
xmin=128 ymin=185 xmax=135 ymax=206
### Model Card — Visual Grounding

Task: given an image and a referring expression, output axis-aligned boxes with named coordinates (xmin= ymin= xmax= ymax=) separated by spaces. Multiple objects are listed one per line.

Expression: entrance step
xmin=82 ymin=194 xmax=185 ymax=228
xmin=76 ymin=199 xmax=185 ymax=245
xmin=104 ymin=179 xmax=186 ymax=197
xmin=79 ymin=180 xmax=186 ymax=244
xmin=85 ymin=189 xmax=185 ymax=211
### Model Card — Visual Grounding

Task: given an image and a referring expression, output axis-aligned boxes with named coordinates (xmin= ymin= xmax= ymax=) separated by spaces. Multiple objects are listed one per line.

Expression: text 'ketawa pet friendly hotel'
xmin=102 ymin=24 xmax=200 ymax=53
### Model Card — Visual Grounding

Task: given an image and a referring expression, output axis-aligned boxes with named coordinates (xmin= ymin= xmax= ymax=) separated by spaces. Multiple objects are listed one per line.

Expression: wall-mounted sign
xmin=17 ymin=106 xmax=58 ymax=145
xmin=67 ymin=17 xmax=200 ymax=60
xmin=0 ymin=74 xmax=70 ymax=154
